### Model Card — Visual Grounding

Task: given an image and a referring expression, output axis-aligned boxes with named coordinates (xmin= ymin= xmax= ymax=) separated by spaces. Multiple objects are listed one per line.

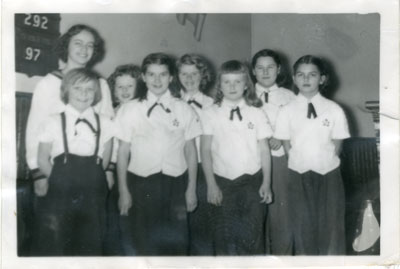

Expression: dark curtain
xmin=16 ymin=91 xmax=34 ymax=256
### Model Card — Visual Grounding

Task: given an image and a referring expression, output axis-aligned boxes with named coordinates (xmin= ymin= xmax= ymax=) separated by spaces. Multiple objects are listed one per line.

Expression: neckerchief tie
xmin=230 ymin=107 xmax=242 ymax=121
xmin=264 ymin=91 xmax=269 ymax=103
xmin=75 ymin=118 xmax=97 ymax=134
xmin=307 ymin=102 xmax=317 ymax=119
xmin=147 ymin=102 xmax=171 ymax=117
xmin=188 ymin=99 xmax=203 ymax=109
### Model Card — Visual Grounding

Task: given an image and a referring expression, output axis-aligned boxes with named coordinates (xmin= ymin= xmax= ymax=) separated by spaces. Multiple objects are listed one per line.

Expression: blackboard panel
xmin=15 ymin=14 xmax=60 ymax=77
xmin=15 ymin=14 xmax=61 ymax=35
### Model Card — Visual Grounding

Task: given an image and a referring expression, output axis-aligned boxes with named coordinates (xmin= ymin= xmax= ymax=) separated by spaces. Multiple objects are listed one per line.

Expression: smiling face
xmin=178 ymin=64 xmax=201 ymax=94
xmin=253 ymin=56 xmax=280 ymax=88
xmin=220 ymin=73 xmax=247 ymax=103
xmin=67 ymin=30 xmax=95 ymax=67
xmin=142 ymin=64 xmax=172 ymax=97
xmin=114 ymin=75 xmax=137 ymax=104
xmin=293 ymin=63 xmax=326 ymax=99
xmin=68 ymin=80 xmax=96 ymax=112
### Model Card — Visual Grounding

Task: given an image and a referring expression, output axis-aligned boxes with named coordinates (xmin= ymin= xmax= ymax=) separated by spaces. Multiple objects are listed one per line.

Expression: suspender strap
xmin=61 ymin=111 xmax=101 ymax=162
xmin=61 ymin=112 xmax=69 ymax=162
xmin=93 ymin=113 xmax=101 ymax=158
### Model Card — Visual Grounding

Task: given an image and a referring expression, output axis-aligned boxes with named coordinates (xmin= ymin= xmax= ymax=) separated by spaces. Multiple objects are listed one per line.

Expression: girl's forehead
xmin=72 ymin=78 xmax=95 ymax=86
xmin=295 ymin=63 xmax=320 ymax=73
xmin=116 ymin=74 xmax=136 ymax=82
xmin=256 ymin=56 xmax=277 ymax=66
xmin=145 ymin=64 xmax=169 ymax=72
xmin=179 ymin=64 xmax=199 ymax=72
xmin=221 ymin=72 xmax=246 ymax=79
xmin=71 ymin=30 xmax=94 ymax=42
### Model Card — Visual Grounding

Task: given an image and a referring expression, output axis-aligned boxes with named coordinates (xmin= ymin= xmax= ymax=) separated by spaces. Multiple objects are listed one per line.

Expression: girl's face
xmin=220 ymin=73 xmax=247 ymax=103
xmin=68 ymin=80 xmax=96 ymax=112
xmin=178 ymin=64 xmax=201 ymax=94
xmin=115 ymin=75 xmax=137 ymax=104
xmin=142 ymin=64 xmax=172 ymax=97
xmin=67 ymin=30 xmax=95 ymax=67
xmin=253 ymin=56 xmax=280 ymax=88
xmin=293 ymin=63 xmax=325 ymax=98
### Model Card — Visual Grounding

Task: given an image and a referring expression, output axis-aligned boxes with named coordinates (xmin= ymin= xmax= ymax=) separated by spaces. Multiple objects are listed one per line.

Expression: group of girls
xmin=25 ymin=23 xmax=350 ymax=256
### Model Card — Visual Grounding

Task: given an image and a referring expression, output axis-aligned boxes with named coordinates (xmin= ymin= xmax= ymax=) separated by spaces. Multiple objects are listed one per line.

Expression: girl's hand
xmin=259 ymin=182 xmax=273 ymax=204
xmin=34 ymin=178 xmax=49 ymax=197
xmin=118 ymin=189 xmax=132 ymax=216
xmin=269 ymin=138 xmax=282 ymax=151
xmin=207 ymin=183 xmax=223 ymax=206
xmin=185 ymin=187 xmax=198 ymax=212
xmin=105 ymin=171 xmax=115 ymax=190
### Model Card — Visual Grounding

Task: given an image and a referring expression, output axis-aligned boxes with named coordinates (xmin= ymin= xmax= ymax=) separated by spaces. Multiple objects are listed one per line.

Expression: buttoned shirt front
xmin=181 ymin=90 xmax=214 ymax=162
xmin=201 ymin=98 xmax=273 ymax=180
xmin=38 ymin=104 xmax=115 ymax=161
xmin=274 ymin=93 xmax=350 ymax=175
xmin=256 ymin=83 xmax=295 ymax=157
xmin=115 ymin=90 xmax=202 ymax=177
xmin=26 ymin=73 xmax=114 ymax=169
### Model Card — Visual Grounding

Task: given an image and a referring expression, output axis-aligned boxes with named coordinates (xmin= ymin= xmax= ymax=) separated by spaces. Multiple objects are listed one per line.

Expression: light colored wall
xmin=16 ymin=13 xmax=378 ymax=137
xmin=16 ymin=13 xmax=252 ymax=93
xmin=252 ymin=14 xmax=380 ymax=137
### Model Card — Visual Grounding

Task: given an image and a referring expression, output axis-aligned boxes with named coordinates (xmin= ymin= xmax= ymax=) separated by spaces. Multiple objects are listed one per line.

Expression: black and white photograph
xmin=2 ymin=0 xmax=399 ymax=268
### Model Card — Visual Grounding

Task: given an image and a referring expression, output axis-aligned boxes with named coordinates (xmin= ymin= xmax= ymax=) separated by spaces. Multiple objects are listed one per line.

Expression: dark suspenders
xmin=94 ymin=113 xmax=100 ymax=159
xmin=61 ymin=112 xmax=69 ymax=163
xmin=60 ymin=112 xmax=101 ymax=164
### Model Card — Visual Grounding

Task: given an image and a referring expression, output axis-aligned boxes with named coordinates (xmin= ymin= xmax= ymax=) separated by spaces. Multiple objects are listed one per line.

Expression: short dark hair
xmin=54 ymin=24 xmax=105 ymax=68
xmin=60 ymin=68 xmax=102 ymax=106
xmin=136 ymin=52 xmax=179 ymax=101
xmin=251 ymin=49 xmax=287 ymax=87
xmin=293 ymin=55 xmax=329 ymax=93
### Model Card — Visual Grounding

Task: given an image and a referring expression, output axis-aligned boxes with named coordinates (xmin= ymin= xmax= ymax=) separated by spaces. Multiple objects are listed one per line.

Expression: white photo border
xmin=2 ymin=0 xmax=399 ymax=268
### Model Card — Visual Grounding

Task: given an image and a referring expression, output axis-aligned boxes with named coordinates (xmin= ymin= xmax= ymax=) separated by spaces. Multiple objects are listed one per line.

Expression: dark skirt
xmin=120 ymin=171 xmax=189 ymax=256
xmin=213 ymin=170 xmax=266 ymax=255
xmin=30 ymin=154 xmax=108 ymax=256
xmin=265 ymin=155 xmax=293 ymax=255
xmin=188 ymin=164 xmax=215 ymax=255
xmin=288 ymin=168 xmax=346 ymax=255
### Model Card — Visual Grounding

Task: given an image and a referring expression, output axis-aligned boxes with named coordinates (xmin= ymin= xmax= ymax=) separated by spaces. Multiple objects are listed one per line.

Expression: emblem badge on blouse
xmin=323 ymin=119 xmax=330 ymax=127
xmin=173 ymin=119 xmax=180 ymax=127
xmin=248 ymin=122 xmax=254 ymax=129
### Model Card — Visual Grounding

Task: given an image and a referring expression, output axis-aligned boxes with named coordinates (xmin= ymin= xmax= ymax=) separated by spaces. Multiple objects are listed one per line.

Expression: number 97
xmin=25 ymin=47 xmax=41 ymax=61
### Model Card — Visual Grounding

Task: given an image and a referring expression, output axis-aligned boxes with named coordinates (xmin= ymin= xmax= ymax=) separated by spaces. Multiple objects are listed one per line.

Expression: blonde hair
xmin=60 ymin=68 xmax=102 ymax=105
xmin=214 ymin=60 xmax=261 ymax=107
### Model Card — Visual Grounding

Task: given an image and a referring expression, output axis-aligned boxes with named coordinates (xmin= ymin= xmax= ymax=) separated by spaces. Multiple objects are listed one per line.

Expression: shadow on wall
xmin=341 ymin=103 xmax=358 ymax=137
xmin=321 ymin=57 xmax=341 ymax=100
xmin=275 ymin=49 xmax=293 ymax=91
xmin=321 ymin=58 xmax=358 ymax=137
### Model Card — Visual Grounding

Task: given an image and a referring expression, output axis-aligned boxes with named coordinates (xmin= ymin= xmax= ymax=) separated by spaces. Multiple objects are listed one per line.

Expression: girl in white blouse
xmin=32 ymin=68 xmax=114 ymax=256
xmin=274 ymin=55 xmax=350 ymax=255
xmin=200 ymin=60 xmax=273 ymax=255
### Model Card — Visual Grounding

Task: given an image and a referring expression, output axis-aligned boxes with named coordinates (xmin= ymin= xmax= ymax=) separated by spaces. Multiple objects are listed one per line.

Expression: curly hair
xmin=107 ymin=64 xmax=141 ymax=105
xmin=54 ymin=24 xmax=105 ymax=68
xmin=176 ymin=54 xmax=212 ymax=94
xmin=293 ymin=55 xmax=330 ymax=94
xmin=214 ymin=60 xmax=262 ymax=108
xmin=60 ymin=68 xmax=102 ymax=106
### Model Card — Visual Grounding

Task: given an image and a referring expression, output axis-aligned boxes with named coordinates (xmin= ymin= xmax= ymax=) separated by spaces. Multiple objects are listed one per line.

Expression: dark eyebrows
xmin=255 ymin=64 xmax=277 ymax=68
